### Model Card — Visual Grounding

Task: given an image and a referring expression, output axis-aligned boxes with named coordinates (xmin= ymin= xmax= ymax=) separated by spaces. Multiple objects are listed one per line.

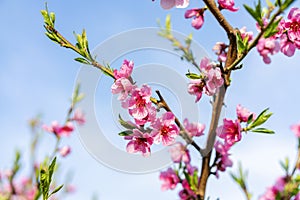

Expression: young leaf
xmin=279 ymin=157 xmax=289 ymax=172
xmin=74 ymin=57 xmax=91 ymax=65
xmin=243 ymin=0 xmax=263 ymax=26
xmin=40 ymin=169 xmax=49 ymax=199
xmin=49 ymin=184 xmax=64 ymax=196
xmin=275 ymin=0 xmax=282 ymax=6
xmin=266 ymin=0 xmax=274 ymax=7
xmin=48 ymin=157 xmax=57 ymax=186
xmin=264 ymin=18 xmax=281 ymax=38
xmin=118 ymin=130 xmax=133 ymax=136
xmin=236 ymin=32 xmax=247 ymax=54
xmin=247 ymin=108 xmax=273 ymax=129
xmin=281 ymin=0 xmax=297 ymax=11
xmin=251 ymin=128 xmax=275 ymax=134
xmin=118 ymin=115 xmax=136 ymax=130
xmin=185 ymin=72 xmax=201 ymax=79
xmin=165 ymin=15 xmax=172 ymax=35
xmin=247 ymin=114 xmax=254 ymax=125
xmin=185 ymin=33 xmax=193 ymax=47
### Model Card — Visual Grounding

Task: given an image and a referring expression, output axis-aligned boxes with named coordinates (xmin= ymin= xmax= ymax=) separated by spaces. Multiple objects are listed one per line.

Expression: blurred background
xmin=1 ymin=0 xmax=300 ymax=199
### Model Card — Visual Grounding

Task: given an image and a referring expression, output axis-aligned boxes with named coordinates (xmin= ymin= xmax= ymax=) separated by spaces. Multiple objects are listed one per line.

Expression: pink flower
xmin=113 ymin=60 xmax=133 ymax=79
xmin=187 ymin=79 xmax=204 ymax=102
xmin=152 ymin=112 xmax=179 ymax=146
xmin=273 ymin=177 xmax=286 ymax=193
xmin=126 ymin=85 xmax=155 ymax=125
xmin=125 ymin=129 xmax=153 ymax=157
xmin=186 ymin=163 xmax=198 ymax=175
xmin=111 ymin=77 xmax=135 ymax=100
xmin=280 ymin=33 xmax=297 ymax=56
xmin=199 ymin=57 xmax=213 ymax=72
xmin=183 ymin=118 xmax=205 ymax=137
xmin=277 ymin=8 xmax=300 ymax=57
xmin=236 ymin=104 xmax=255 ymax=122
xmin=71 ymin=109 xmax=85 ymax=125
xmin=291 ymin=122 xmax=300 ymax=137
xmin=256 ymin=37 xmax=280 ymax=64
xmin=214 ymin=141 xmax=233 ymax=173
xmin=185 ymin=8 xmax=205 ymax=30
xmin=285 ymin=8 xmax=300 ymax=43
xmin=218 ymin=0 xmax=239 ymax=12
xmin=258 ymin=187 xmax=276 ymax=200
xmin=259 ymin=176 xmax=286 ymax=200
xmin=159 ymin=168 xmax=180 ymax=191
xmin=178 ymin=180 xmax=197 ymax=199
xmin=213 ymin=42 xmax=228 ymax=62
xmin=43 ymin=121 xmax=74 ymax=137
xmin=160 ymin=0 xmax=189 ymax=10
xmin=199 ymin=57 xmax=224 ymax=96
xmin=66 ymin=185 xmax=76 ymax=193
xmin=240 ymin=26 xmax=253 ymax=42
xmin=204 ymin=67 xmax=224 ymax=96
xmin=59 ymin=146 xmax=71 ymax=157
xmin=295 ymin=192 xmax=300 ymax=200
xmin=187 ymin=57 xmax=224 ymax=101
xmin=217 ymin=118 xmax=241 ymax=146
xmin=169 ymin=142 xmax=190 ymax=163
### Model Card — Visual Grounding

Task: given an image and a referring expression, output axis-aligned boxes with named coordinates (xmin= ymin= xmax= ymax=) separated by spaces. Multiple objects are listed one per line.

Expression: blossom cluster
xmin=112 ymin=60 xmax=207 ymax=157
xmin=43 ymin=109 xmax=85 ymax=157
xmin=183 ymin=0 xmax=238 ymax=29
xmin=112 ymin=60 xmax=178 ymax=156
xmin=213 ymin=104 xmax=256 ymax=176
xmin=257 ymin=122 xmax=300 ymax=199
xmin=0 ymin=108 xmax=84 ymax=199
xmin=259 ymin=174 xmax=300 ymax=199
xmin=213 ymin=26 xmax=253 ymax=63
xmin=0 ymin=173 xmax=37 ymax=200
xmin=0 ymin=168 xmax=76 ymax=200
xmin=187 ymin=57 xmax=224 ymax=102
xmin=159 ymin=141 xmax=201 ymax=199
xmin=158 ymin=120 xmax=205 ymax=199
xmin=257 ymin=8 xmax=300 ymax=63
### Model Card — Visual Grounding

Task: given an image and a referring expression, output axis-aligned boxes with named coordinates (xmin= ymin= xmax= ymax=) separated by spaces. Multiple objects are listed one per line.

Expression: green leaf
xmin=243 ymin=4 xmax=258 ymax=21
xmin=192 ymin=170 xmax=199 ymax=190
xmin=243 ymin=1 xmax=263 ymax=26
xmin=49 ymin=184 xmax=64 ymax=196
xmin=281 ymin=0 xmax=297 ymax=10
xmin=118 ymin=130 xmax=133 ymax=136
xmin=165 ymin=15 xmax=172 ymax=34
xmin=256 ymin=0 xmax=262 ymax=19
xmin=45 ymin=32 xmax=60 ymax=44
xmin=264 ymin=18 xmax=281 ymax=38
xmin=40 ymin=169 xmax=49 ymax=199
xmin=247 ymin=114 xmax=254 ymax=124
xmin=185 ymin=72 xmax=201 ymax=79
xmin=279 ymin=157 xmax=289 ymax=172
xmin=248 ymin=108 xmax=273 ymax=129
xmin=266 ymin=0 xmax=274 ymax=7
xmin=275 ymin=0 xmax=282 ymax=6
xmin=251 ymin=128 xmax=275 ymax=134
xmin=118 ymin=115 xmax=136 ymax=130
xmin=49 ymin=12 xmax=55 ymax=25
xmin=185 ymin=33 xmax=193 ymax=47
xmin=236 ymin=32 xmax=247 ymax=54
xmin=74 ymin=57 xmax=90 ymax=65
xmin=48 ymin=157 xmax=57 ymax=185
xmin=75 ymin=93 xmax=85 ymax=104
xmin=41 ymin=10 xmax=49 ymax=23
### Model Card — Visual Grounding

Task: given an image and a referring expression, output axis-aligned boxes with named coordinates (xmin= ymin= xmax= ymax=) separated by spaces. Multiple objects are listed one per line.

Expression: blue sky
xmin=1 ymin=0 xmax=300 ymax=199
